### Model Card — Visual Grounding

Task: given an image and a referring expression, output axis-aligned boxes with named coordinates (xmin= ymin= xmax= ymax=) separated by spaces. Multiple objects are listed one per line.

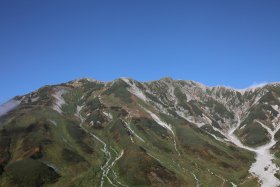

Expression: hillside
xmin=1 ymin=77 xmax=280 ymax=187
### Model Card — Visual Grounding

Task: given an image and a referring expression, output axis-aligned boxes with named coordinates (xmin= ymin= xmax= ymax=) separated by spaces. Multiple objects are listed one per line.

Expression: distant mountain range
xmin=1 ymin=77 xmax=280 ymax=187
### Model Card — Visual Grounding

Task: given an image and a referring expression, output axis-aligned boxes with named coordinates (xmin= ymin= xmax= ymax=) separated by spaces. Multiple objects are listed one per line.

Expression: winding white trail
xmin=109 ymin=149 xmax=127 ymax=187
xmin=192 ymin=173 xmax=200 ymax=187
xmin=207 ymin=169 xmax=226 ymax=187
xmin=226 ymin=117 xmax=280 ymax=187
xmin=75 ymin=106 xmax=124 ymax=187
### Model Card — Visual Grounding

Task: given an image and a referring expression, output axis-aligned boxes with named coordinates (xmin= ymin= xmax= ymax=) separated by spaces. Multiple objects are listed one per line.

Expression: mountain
xmin=0 ymin=77 xmax=280 ymax=187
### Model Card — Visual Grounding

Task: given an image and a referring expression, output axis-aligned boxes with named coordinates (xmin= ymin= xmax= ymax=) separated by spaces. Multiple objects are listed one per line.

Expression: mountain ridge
xmin=2 ymin=77 xmax=279 ymax=106
xmin=0 ymin=77 xmax=280 ymax=187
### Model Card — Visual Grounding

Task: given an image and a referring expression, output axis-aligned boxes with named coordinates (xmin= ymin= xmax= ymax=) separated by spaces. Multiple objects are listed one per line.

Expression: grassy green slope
xmin=0 ymin=79 xmax=260 ymax=186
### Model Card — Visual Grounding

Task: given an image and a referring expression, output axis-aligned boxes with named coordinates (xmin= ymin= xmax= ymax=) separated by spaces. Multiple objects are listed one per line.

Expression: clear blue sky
xmin=1 ymin=0 xmax=280 ymax=103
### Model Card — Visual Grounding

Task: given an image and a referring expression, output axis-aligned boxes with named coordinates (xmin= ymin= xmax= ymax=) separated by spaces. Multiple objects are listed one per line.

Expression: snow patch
xmin=144 ymin=108 xmax=172 ymax=132
xmin=271 ymin=105 xmax=279 ymax=112
xmin=121 ymin=78 xmax=148 ymax=102
xmin=248 ymin=120 xmax=280 ymax=187
xmin=103 ymin=111 xmax=113 ymax=120
xmin=31 ymin=96 xmax=39 ymax=102
xmin=202 ymin=114 xmax=212 ymax=125
xmin=48 ymin=120 xmax=57 ymax=126
xmin=226 ymin=117 xmax=280 ymax=187
xmin=52 ymin=89 xmax=67 ymax=114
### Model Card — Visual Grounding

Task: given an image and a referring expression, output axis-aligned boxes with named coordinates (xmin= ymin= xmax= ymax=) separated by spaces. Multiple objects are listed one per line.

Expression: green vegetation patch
xmin=242 ymin=105 xmax=269 ymax=126
xmin=67 ymin=122 xmax=94 ymax=154
xmin=237 ymin=121 xmax=270 ymax=146
xmin=117 ymin=147 xmax=184 ymax=186
xmin=174 ymin=87 xmax=190 ymax=110
xmin=132 ymin=117 xmax=169 ymax=138
xmin=86 ymin=97 xmax=103 ymax=111
xmin=0 ymin=129 xmax=11 ymax=174
xmin=61 ymin=148 xmax=86 ymax=163
xmin=102 ymin=80 xmax=132 ymax=103
xmin=78 ymin=79 xmax=104 ymax=91
xmin=5 ymin=158 xmax=60 ymax=187
xmin=131 ymin=117 xmax=174 ymax=153
xmin=188 ymin=101 xmax=203 ymax=117
xmin=205 ymin=100 xmax=234 ymax=119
